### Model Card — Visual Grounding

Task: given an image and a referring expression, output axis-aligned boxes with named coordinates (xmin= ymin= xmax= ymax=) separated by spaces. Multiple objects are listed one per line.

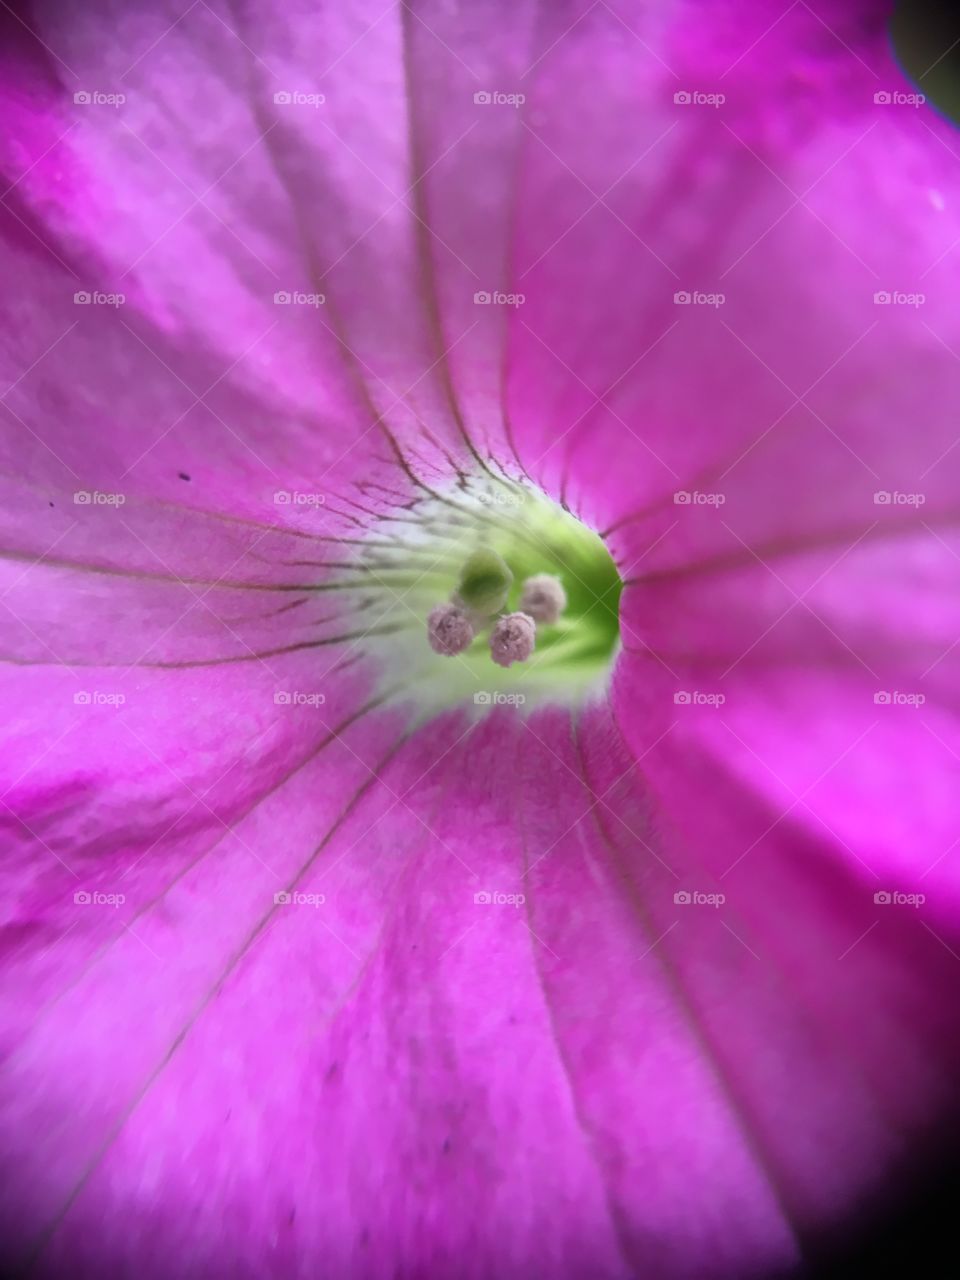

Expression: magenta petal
xmin=0 ymin=0 xmax=465 ymax=517
xmin=1 ymin=0 xmax=959 ymax=1276
xmin=1 ymin=713 xmax=789 ymax=1279
xmin=615 ymin=524 xmax=960 ymax=910
xmin=6 ymin=708 xmax=959 ymax=1278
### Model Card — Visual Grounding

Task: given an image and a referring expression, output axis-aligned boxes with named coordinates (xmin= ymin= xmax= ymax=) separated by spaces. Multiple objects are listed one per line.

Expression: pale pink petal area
xmin=534 ymin=704 xmax=960 ymax=1249
xmin=585 ymin=712 xmax=960 ymax=1252
xmin=0 ymin=0 xmax=472 ymax=518
xmin=615 ymin=520 xmax=960 ymax=913
xmin=3 ymin=0 xmax=957 ymax=538
xmin=500 ymin=0 xmax=960 ymax=542
xmin=4 ymin=710 xmax=796 ymax=1280
xmin=1 ymin=692 xmax=421 ymax=1269
xmin=391 ymin=0 xmax=959 ymax=556
xmin=0 ymin=653 xmax=402 ymax=1018
xmin=5 ymin=706 xmax=958 ymax=1279
xmin=0 ymin=473 xmax=384 ymax=647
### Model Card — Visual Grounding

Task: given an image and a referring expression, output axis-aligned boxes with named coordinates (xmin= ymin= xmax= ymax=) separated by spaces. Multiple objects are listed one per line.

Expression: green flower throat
xmin=361 ymin=474 xmax=623 ymax=715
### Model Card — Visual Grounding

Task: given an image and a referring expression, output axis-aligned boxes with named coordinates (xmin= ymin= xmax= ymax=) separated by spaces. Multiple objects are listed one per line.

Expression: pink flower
xmin=1 ymin=1 xmax=958 ymax=1276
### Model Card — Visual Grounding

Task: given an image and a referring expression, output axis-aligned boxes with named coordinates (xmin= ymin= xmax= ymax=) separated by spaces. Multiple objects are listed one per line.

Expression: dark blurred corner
xmin=795 ymin=1138 xmax=960 ymax=1278
xmin=893 ymin=0 xmax=960 ymax=122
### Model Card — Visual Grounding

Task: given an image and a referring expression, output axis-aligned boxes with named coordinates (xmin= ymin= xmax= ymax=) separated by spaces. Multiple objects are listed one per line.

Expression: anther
xmin=427 ymin=603 xmax=475 ymax=656
xmin=519 ymin=573 xmax=567 ymax=625
xmin=490 ymin=612 xmax=536 ymax=668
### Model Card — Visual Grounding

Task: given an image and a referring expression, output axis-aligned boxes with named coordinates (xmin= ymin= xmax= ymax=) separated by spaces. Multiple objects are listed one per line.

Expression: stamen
xmin=519 ymin=573 xmax=567 ymax=625
xmin=427 ymin=603 xmax=475 ymax=656
xmin=490 ymin=612 xmax=536 ymax=668
xmin=363 ymin=469 xmax=621 ymax=710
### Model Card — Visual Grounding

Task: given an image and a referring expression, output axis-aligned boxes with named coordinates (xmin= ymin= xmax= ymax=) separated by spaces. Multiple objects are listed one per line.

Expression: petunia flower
xmin=1 ymin=0 xmax=959 ymax=1276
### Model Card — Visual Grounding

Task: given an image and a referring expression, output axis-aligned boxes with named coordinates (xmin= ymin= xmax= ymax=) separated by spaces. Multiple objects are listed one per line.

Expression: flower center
xmin=360 ymin=473 xmax=623 ymax=715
